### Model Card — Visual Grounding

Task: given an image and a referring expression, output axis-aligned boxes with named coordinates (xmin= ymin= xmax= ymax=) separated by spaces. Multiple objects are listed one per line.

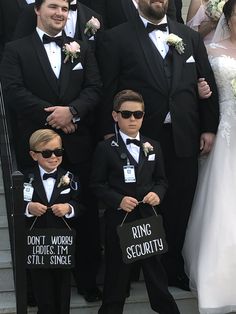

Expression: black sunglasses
xmin=34 ymin=148 xmax=64 ymax=158
xmin=116 ymin=110 xmax=144 ymax=119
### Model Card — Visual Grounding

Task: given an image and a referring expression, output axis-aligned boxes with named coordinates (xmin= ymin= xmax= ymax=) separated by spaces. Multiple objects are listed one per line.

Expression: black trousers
xmin=99 ymin=221 xmax=180 ymax=314
xmin=30 ymin=268 xmax=71 ymax=314
xmin=159 ymin=125 xmax=198 ymax=280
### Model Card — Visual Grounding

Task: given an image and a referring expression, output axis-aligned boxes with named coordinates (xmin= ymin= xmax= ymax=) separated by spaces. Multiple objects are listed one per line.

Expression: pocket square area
xmin=148 ymin=154 xmax=155 ymax=161
xmin=60 ymin=188 xmax=71 ymax=194
xmin=72 ymin=62 xmax=83 ymax=70
xmin=186 ymin=56 xmax=195 ymax=63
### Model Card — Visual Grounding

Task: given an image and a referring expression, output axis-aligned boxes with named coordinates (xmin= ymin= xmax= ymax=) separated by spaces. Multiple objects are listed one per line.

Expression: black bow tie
xmin=146 ymin=22 xmax=168 ymax=33
xmin=70 ymin=4 xmax=77 ymax=11
xmin=43 ymin=172 xmax=57 ymax=180
xmin=42 ymin=34 xmax=63 ymax=47
xmin=126 ymin=138 xmax=141 ymax=147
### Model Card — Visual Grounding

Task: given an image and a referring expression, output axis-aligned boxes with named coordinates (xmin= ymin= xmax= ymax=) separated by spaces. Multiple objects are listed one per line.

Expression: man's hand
xmin=51 ymin=203 xmax=71 ymax=217
xmin=120 ymin=196 xmax=139 ymax=213
xmin=61 ymin=122 xmax=77 ymax=134
xmin=198 ymin=78 xmax=212 ymax=99
xmin=143 ymin=192 xmax=160 ymax=206
xmin=200 ymin=132 xmax=216 ymax=155
xmin=28 ymin=202 xmax=47 ymax=216
xmin=45 ymin=106 xmax=73 ymax=129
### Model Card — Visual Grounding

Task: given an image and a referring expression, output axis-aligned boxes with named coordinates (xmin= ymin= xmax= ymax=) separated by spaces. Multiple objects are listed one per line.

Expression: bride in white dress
xmin=183 ymin=0 xmax=236 ymax=313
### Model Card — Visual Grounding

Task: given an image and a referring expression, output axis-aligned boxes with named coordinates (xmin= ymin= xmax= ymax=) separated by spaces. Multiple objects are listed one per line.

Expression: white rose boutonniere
xmin=57 ymin=171 xmax=71 ymax=188
xmin=231 ymin=78 xmax=236 ymax=97
xmin=166 ymin=33 xmax=185 ymax=54
xmin=143 ymin=142 xmax=154 ymax=157
xmin=84 ymin=16 xmax=101 ymax=38
xmin=63 ymin=41 xmax=80 ymax=63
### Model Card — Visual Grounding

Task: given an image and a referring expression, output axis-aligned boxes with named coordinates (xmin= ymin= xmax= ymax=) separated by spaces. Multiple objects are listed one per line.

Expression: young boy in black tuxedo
xmin=90 ymin=90 xmax=180 ymax=314
xmin=24 ymin=129 xmax=81 ymax=314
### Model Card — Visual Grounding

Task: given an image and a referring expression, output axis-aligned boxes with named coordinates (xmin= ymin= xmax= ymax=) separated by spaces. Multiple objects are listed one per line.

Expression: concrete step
xmin=0 ymin=283 xmax=200 ymax=314
xmin=0 ymin=216 xmax=10 ymax=251
xmin=0 ymin=250 xmax=14 ymax=293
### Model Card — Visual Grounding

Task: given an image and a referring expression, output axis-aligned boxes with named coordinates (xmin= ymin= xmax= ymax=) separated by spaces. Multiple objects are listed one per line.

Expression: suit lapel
xmin=76 ymin=2 xmax=87 ymax=41
xmin=49 ymin=168 xmax=65 ymax=205
xmin=114 ymin=134 xmax=138 ymax=167
xmin=167 ymin=19 xmax=186 ymax=94
xmin=58 ymin=34 xmax=72 ymax=98
xmin=32 ymin=32 xmax=59 ymax=95
xmin=32 ymin=168 xmax=48 ymax=204
xmin=16 ymin=0 xmax=28 ymax=9
xmin=132 ymin=17 xmax=169 ymax=96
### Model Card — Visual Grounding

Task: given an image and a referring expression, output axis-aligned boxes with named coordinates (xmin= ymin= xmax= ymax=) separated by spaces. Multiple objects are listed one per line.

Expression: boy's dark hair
xmin=113 ymin=89 xmax=145 ymax=111
xmin=35 ymin=0 xmax=71 ymax=10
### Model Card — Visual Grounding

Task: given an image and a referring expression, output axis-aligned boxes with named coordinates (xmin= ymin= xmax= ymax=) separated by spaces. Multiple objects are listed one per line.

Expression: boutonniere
xmin=84 ymin=16 xmax=101 ymax=38
xmin=142 ymin=142 xmax=154 ymax=157
xmin=166 ymin=33 xmax=185 ymax=54
xmin=231 ymin=78 xmax=236 ymax=97
xmin=57 ymin=171 xmax=70 ymax=188
xmin=63 ymin=41 xmax=80 ymax=63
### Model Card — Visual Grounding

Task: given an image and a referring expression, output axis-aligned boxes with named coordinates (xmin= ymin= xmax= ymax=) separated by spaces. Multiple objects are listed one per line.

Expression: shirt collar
xmin=119 ymin=130 xmax=140 ymax=144
xmin=36 ymin=27 xmax=63 ymax=42
xmin=38 ymin=165 xmax=57 ymax=179
xmin=139 ymin=15 xmax=167 ymax=28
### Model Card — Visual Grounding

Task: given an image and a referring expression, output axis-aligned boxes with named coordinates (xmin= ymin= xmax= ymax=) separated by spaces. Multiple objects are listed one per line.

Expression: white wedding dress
xmin=183 ymin=42 xmax=236 ymax=314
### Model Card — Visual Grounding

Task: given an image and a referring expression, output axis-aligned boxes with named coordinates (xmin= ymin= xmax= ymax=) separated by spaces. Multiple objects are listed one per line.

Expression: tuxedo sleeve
xmin=90 ymin=142 xmax=124 ymax=209
xmin=0 ymin=42 xmax=50 ymax=124
xmin=193 ymin=32 xmax=219 ymax=133
xmin=97 ymin=29 xmax=121 ymax=136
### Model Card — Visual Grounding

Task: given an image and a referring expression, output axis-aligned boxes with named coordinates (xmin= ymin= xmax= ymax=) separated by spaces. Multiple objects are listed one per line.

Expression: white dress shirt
xmin=64 ymin=0 xmax=77 ymax=38
xmin=120 ymin=131 xmax=140 ymax=163
xmin=37 ymin=28 xmax=62 ymax=78
xmin=25 ymin=165 xmax=74 ymax=218
xmin=25 ymin=0 xmax=35 ymax=3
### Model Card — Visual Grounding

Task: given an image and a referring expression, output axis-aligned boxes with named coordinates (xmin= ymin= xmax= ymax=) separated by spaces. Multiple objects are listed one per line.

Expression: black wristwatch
xmin=69 ymin=106 xmax=78 ymax=117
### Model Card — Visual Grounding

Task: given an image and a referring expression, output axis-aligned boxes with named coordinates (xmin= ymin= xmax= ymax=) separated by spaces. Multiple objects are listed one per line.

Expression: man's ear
xmin=29 ymin=151 xmax=38 ymax=161
xmin=112 ymin=110 xmax=118 ymax=122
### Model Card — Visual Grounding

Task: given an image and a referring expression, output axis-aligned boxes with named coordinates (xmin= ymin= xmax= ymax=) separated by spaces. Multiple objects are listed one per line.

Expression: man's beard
xmin=138 ymin=0 xmax=168 ymax=21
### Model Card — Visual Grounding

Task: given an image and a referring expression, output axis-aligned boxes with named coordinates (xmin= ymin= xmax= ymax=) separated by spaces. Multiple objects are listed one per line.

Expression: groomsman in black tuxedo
xmin=14 ymin=0 xmax=103 ymax=50
xmin=97 ymin=0 xmax=219 ymax=290
xmin=0 ymin=0 xmax=102 ymax=302
xmin=0 ymin=0 xmax=35 ymax=60
xmin=91 ymin=0 xmax=177 ymax=29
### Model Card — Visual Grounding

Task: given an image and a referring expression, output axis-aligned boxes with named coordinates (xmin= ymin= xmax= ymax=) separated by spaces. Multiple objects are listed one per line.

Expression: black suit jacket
xmin=97 ymin=17 xmax=219 ymax=158
xmin=13 ymin=1 xmax=103 ymax=44
xmin=0 ymin=31 xmax=101 ymax=168
xmin=91 ymin=0 xmax=176 ymax=29
xmin=24 ymin=166 xmax=81 ymax=229
xmin=0 ymin=0 xmax=28 ymax=59
xmin=90 ymin=134 xmax=168 ymax=225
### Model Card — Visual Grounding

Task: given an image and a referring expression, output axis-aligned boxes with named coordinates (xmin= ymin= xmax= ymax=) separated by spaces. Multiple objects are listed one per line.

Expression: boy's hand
xmin=51 ymin=203 xmax=71 ymax=217
xmin=198 ymin=78 xmax=212 ymax=99
xmin=120 ymin=197 xmax=139 ymax=213
xmin=142 ymin=192 xmax=160 ymax=206
xmin=28 ymin=202 xmax=47 ymax=216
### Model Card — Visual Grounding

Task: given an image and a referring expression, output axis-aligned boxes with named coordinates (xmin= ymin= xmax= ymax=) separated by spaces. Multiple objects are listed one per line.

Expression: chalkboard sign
xmin=117 ymin=215 xmax=168 ymax=264
xmin=26 ymin=228 xmax=76 ymax=269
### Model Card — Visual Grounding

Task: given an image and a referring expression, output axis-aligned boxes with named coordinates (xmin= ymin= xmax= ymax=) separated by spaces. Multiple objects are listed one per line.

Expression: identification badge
xmin=123 ymin=166 xmax=136 ymax=183
xmin=24 ymin=183 xmax=34 ymax=202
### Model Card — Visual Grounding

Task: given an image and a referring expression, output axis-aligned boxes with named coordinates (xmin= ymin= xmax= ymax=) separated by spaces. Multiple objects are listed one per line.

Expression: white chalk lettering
xmin=51 ymin=236 xmax=73 ymax=245
xmin=27 ymin=235 xmax=46 ymax=245
xmin=50 ymin=255 xmax=72 ymax=265
xmin=126 ymin=238 xmax=164 ymax=259
xmin=131 ymin=224 xmax=152 ymax=239
xmin=57 ymin=246 xmax=69 ymax=254
xmin=32 ymin=245 xmax=55 ymax=255
xmin=27 ymin=255 xmax=44 ymax=265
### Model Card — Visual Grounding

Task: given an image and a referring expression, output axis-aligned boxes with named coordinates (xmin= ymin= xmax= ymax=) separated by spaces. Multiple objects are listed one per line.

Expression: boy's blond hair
xmin=29 ymin=129 xmax=62 ymax=151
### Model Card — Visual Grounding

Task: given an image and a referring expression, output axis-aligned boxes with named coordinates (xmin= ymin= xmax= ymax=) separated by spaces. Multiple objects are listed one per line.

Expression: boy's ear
xmin=112 ymin=110 xmax=118 ymax=122
xmin=29 ymin=150 xmax=38 ymax=161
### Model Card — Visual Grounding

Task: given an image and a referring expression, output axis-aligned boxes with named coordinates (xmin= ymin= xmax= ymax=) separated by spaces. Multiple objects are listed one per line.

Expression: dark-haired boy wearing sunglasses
xmin=24 ymin=128 xmax=82 ymax=314
xmin=90 ymin=90 xmax=180 ymax=314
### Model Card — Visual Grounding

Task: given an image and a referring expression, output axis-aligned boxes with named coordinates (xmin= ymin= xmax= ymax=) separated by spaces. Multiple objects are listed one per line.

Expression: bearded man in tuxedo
xmin=0 ymin=0 xmax=102 ymax=302
xmin=90 ymin=0 xmax=177 ymax=29
xmin=97 ymin=0 xmax=219 ymax=290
